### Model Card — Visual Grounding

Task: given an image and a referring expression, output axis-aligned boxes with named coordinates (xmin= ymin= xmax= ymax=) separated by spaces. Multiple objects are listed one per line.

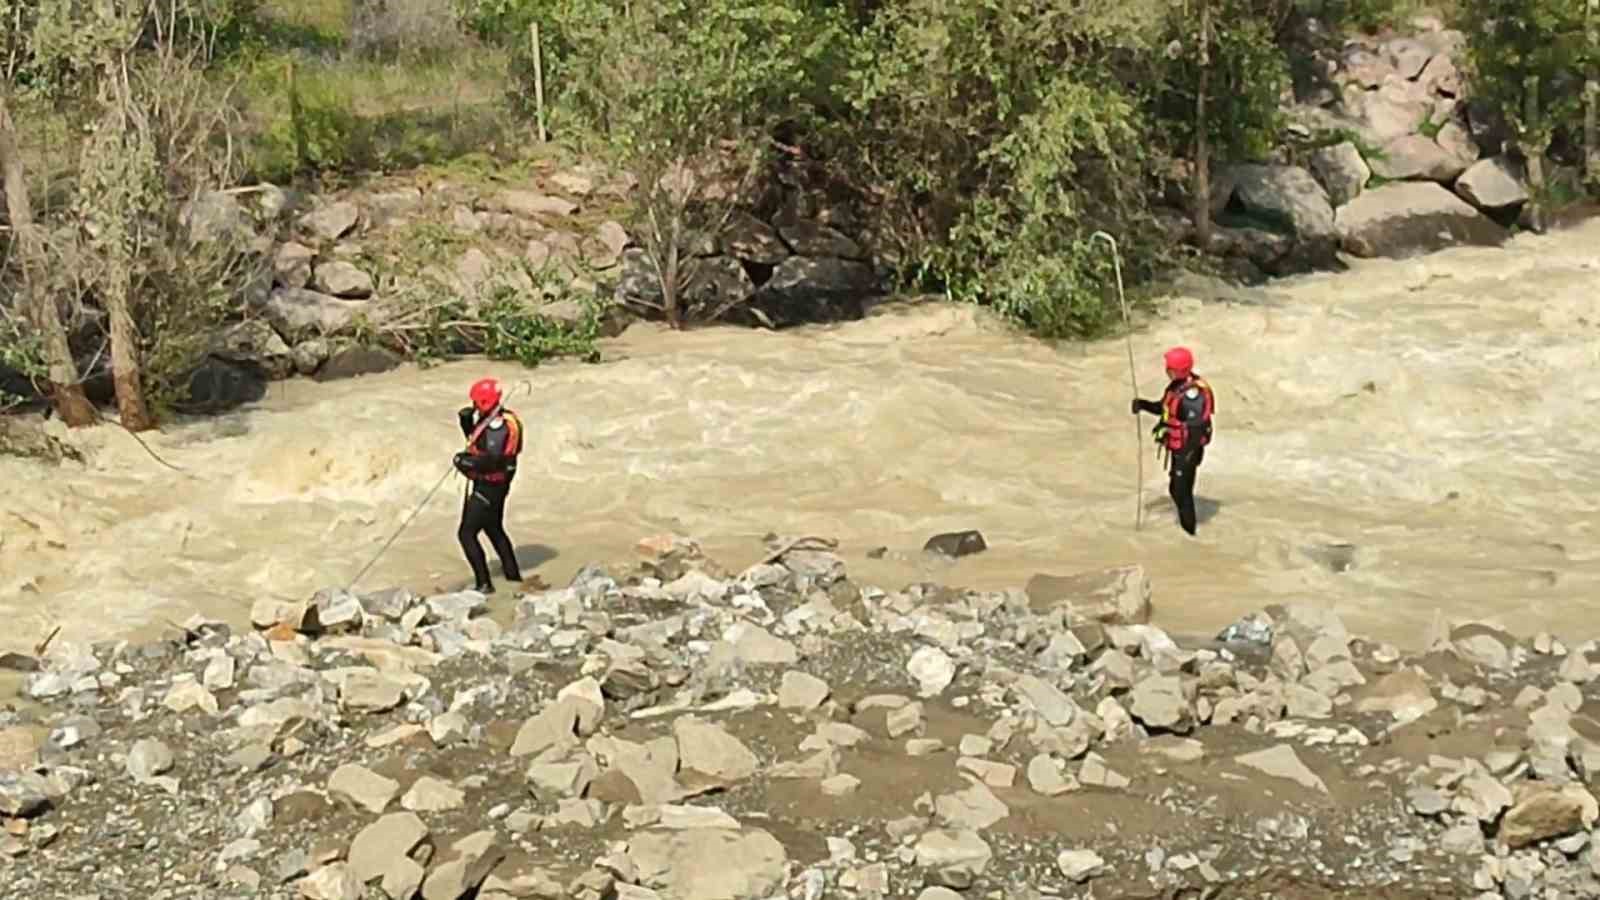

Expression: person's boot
xmin=501 ymin=559 xmax=523 ymax=582
xmin=474 ymin=579 xmax=496 ymax=595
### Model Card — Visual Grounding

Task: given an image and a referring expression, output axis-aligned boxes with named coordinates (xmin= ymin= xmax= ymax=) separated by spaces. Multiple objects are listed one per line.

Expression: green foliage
xmin=1457 ymin=0 xmax=1589 ymax=149
xmin=932 ymin=78 xmax=1154 ymax=338
xmin=825 ymin=0 xmax=1172 ymax=337
xmin=546 ymin=0 xmax=842 ymax=325
xmin=478 ymin=286 xmax=601 ymax=366
xmin=1149 ymin=0 xmax=1290 ymax=163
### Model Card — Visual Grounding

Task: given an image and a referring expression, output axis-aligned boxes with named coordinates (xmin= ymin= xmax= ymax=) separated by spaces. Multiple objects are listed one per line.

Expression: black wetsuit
xmin=454 ymin=406 xmax=524 ymax=592
xmin=1133 ymin=375 xmax=1214 ymax=535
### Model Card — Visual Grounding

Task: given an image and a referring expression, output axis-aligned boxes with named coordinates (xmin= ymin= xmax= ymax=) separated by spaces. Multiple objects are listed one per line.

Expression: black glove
xmin=453 ymin=452 xmax=476 ymax=474
xmin=1131 ymin=398 xmax=1142 ymax=415
xmin=457 ymin=406 xmax=475 ymax=435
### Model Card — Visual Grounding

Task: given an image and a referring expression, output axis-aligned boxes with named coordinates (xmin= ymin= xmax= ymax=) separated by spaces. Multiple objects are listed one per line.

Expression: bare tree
xmin=0 ymin=90 xmax=96 ymax=426
xmin=1191 ymin=0 xmax=1214 ymax=250
xmin=1588 ymin=0 xmax=1598 ymax=188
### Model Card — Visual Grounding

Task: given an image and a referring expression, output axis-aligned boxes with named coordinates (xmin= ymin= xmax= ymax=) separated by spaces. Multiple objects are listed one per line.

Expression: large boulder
xmin=1368 ymin=134 xmax=1470 ymax=183
xmin=274 ymin=242 xmax=316 ymax=289
xmin=720 ymin=213 xmax=790 ymax=265
xmin=311 ymin=261 xmax=375 ymax=299
xmin=776 ymin=221 xmax=865 ymax=260
xmin=1345 ymin=82 xmax=1432 ymax=146
xmin=181 ymin=190 xmax=254 ymax=247
xmin=1224 ymin=164 xmax=1338 ymax=265
xmin=1335 ymin=181 xmax=1509 ymax=258
xmin=614 ymin=249 xmax=755 ymax=321
xmin=1454 ymin=156 xmax=1530 ymax=211
xmin=1308 ymin=142 xmax=1371 ymax=207
xmin=211 ymin=320 xmax=293 ymax=380
xmin=748 ymin=256 xmax=882 ymax=326
xmin=1025 ymin=565 xmax=1152 ymax=626
xmin=314 ymin=346 xmax=401 ymax=382
xmin=299 ymin=201 xmax=361 ymax=242
xmin=181 ymin=356 xmax=268 ymax=413
xmin=263 ymin=288 xmax=373 ymax=341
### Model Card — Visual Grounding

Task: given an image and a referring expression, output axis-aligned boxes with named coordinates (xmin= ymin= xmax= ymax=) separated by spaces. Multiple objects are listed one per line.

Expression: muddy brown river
xmin=4 ymin=220 xmax=1599 ymax=668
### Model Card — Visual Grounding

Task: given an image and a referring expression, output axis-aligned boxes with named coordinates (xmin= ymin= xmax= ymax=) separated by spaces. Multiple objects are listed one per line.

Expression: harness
xmin=465 ymin=407 xmax=522 ymax=484
xmin=1154 ymin=375 xmax=1214 ymax=453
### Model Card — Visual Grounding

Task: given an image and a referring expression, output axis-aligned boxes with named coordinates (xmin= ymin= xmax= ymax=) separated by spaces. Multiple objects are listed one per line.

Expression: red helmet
xmin=469 ymin=378 xmax=502 ymax=413
xmin=1163 ymin=346 xmax=1194 ymax=378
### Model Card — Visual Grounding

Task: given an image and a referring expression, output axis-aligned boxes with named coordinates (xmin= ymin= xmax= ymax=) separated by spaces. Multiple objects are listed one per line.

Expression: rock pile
xmin=3 ymin=533 xmax=1598 ymax=899
xmin=1208 ymin=17 xmax=1558 ymax=275
xmin=185 ymin=165 xmax=889 ymax=412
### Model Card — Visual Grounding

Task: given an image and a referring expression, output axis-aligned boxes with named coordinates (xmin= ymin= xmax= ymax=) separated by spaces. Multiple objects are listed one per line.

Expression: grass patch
xmin=231 ymin=44 xmax=523 ymax=184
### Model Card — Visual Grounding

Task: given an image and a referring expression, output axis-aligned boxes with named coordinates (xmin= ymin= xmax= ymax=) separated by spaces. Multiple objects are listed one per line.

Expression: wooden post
xmin=530 ymin=22 xmax=548 ymax=143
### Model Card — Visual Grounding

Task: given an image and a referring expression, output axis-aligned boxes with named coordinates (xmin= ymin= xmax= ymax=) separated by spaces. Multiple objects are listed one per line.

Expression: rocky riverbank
xmin=2 ymin=533 xmax=1597 ymax=899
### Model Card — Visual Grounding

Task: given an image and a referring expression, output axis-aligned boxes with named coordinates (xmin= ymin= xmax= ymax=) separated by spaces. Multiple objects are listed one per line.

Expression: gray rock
xmin=1013 ymin=675 xmax=1077 ymax=727
xmin=274 ymin=242 xmax=316 ymax=289
xmin=1057 ymin=849 xmax=1107 ymax=883
xmin=1383 ymin=37 xmax=1434 ymax=79
xmin=329 ymin=764 xmax=400 ymax=815
xmin=298 ymin=862 xmax=362 ymax=900
xmin=616 ymin=249 xmax=755 ymax=319
xmin=923 ymin=530 xmax=987 ymax=558
xmin=1233 ymin=744 xmax=1327 ymax=793
xmin=338 ymin=670 xmax=406 ymax=713
xmin=300 ymin=202 xmax=360 ymax=242
xmin=750 ymin=257 xmax=880 ymax=326
xmin=1335 ymin=182 xmax=1508 ymax=259
xmin=212 ymin=320 xmax=293 ymax=379
xmin=291 ymin=339 xmax=331 ymax=375
xmin=420 ymin=831 xmax=504 ymax=900
xmin=1309 ymin=142 xmax=1371 ymax=207
xmin=913 ymin=830 xmax=992 ymax=876
xmin=908 ymin=646 xmax=956 ymax=697
xmin=126 ymin=739 xmax=174 ymax=781
xmin=0 ymin=773 xmax=50 ymax=817
xmin=1369 ymin=134 xmax=1470 ymax=182
xmin=1455 ymin=156 xmax=1530 ymax=210
xmin=1501 ymin=784 xmax=1600 ymax=849
xmin=1024 ymin=565 xmax=1152 ymax=625
xmin=494 ymin=190 xmax=577 ymax=218
xmin=1026 ymin=754 xmax=1074 ymax=796
xmin=311 ymin=261 xmax=375 ymax=299
xmin=674 ymin=716 xmax=759 ymax=783
xmin=1129 ymin=675 xmax=1193 ymax=733
xmin=401 ymin=776 xmax=465 ymax=812
xmin=314 ymin=346 xmax=400 ymax=382
xmin=935 ymin=780 xmax=1009 ymax=830
xmin=776 ymin=221 xmax=864 ymax=259
xmin=182 ymin=190 xmax=254 ymax=246
xmin=721 ymin=213 xmax=789 ymax=265
xmin=778 ymin=671 xmax=831 ymax=711
xmin=628 ymin=827 xmax=789 ymax=900
xmin=263 ymin=288 xmax=371 ymax=341
xmin=1226 ymin=164 xmax=1338 ymax=262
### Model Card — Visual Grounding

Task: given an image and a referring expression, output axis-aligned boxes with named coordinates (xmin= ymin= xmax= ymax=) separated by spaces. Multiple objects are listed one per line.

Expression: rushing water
xmin=4 ymin=220 xmax=1600 ymax=666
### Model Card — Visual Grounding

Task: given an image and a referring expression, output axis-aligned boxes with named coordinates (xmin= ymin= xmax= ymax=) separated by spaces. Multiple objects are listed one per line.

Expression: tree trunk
xmin=104 ymin=272 xmax=155 ymax=431
xmin=0 ymin=92 xmax=96 ymax=426
xmin=1520 ymin=75 xmax=1549 ymax=233
xmin=1191 ymin=0 xmax=1213 ymax=250
xmin=1587 ymin=0 xmax=1598 ymax=188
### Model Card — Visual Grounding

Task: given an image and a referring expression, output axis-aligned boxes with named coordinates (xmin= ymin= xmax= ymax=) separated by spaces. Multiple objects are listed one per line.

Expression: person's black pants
xmin=458 ymin=478 xmax=520 ymax=589
xmin=1167 ymin=446 xmax=1204 ymax=535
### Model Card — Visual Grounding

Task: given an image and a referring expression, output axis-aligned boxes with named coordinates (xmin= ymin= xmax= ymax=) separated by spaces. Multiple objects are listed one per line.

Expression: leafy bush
xmin=823 ymin=0 xmax=1173 ymax=337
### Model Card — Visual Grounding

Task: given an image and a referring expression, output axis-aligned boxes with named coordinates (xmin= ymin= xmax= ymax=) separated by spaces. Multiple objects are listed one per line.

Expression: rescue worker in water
xmin=1131 ymin=347 xmax=1216 ymax=536
xmin=453 ymin=378 xmax=525 ymax=593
